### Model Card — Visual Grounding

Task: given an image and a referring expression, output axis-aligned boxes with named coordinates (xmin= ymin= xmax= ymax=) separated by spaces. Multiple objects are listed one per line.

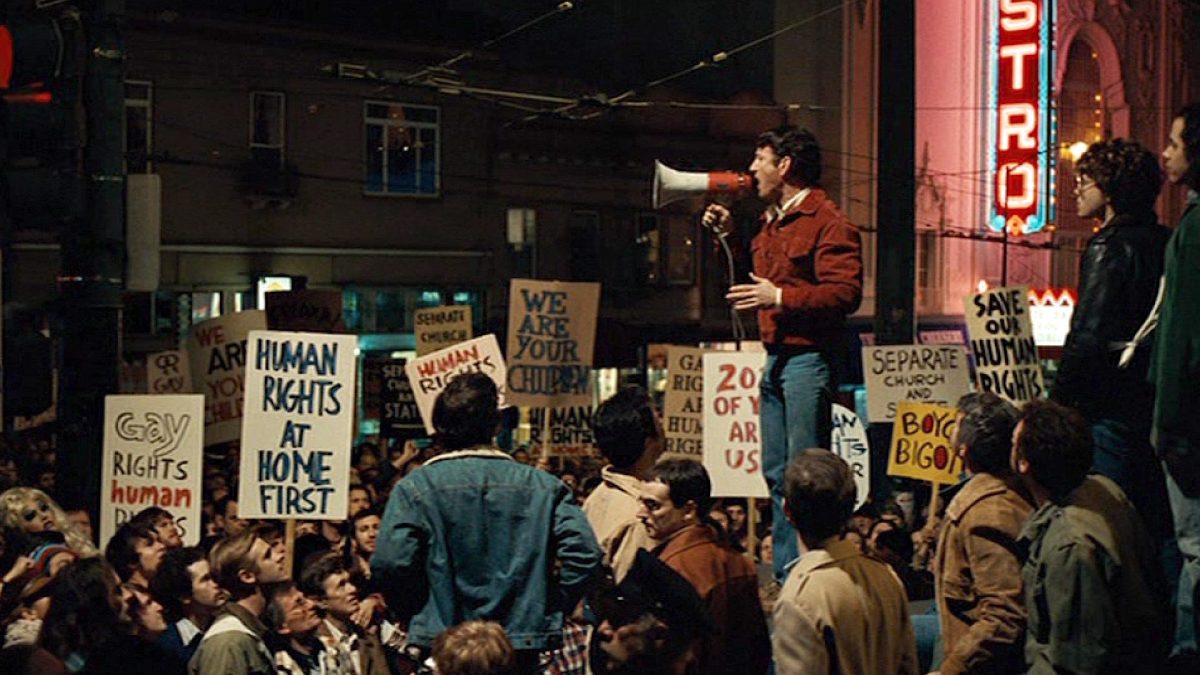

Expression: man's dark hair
xmin=433 ymin=373 xmax=501 ymax=451
xmin=647 ymin=459 xmax=712 ymax=516
xmin=592 ymin=386 xmax=658 ymax=469
xmin=783 ymin=449 xmax=856 ymax=542
xmin=956 ymin=392 xmax=1020 ymax=475
xmin=130 ymin=506 xmax=172 ymax=530
xmin=298 ymin=552 xmax=346 ymax=599
xmin=1176 ymin=103 xmax=1200 ymax=190
xmin=262 ymin=580 xmax=303 ymax=640
xmin=212 ymin=495 xmax=236 ymax=520
xmin=105 ymin=521 xmax=158 ymax=581
xmin=1076 ymin=139 xmax=1164 ymax=214
xmin=756 ymin=125 xmax=822 ymax=186
xmin=1016 ymin=399 xmax=1093 ymax=500
xmin=38 ymin=558 xmax=130 ymax=663
xmin=150 ymin=546 xmax=207 ymax=622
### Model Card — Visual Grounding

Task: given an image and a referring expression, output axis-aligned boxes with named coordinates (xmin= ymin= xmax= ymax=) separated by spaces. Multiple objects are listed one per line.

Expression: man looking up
xmin=1154 ymin=103 xmax=1200 ymax=663
xmin=704 ymin=126 xmax=863 ymax=579
xmin=638 ymin=458 xmax=769 ymax=674
xmin=299 ymin=553 xmax=389 ymax=674
xmin=773 ymin=449 xmax=917 ymax=674
xmin=933 ymin=392 xmax=1031 ymax=674
xmin=372 ymin=372 xmax=602 ymax=671
xmin=1012 ymin=399 xmax=1167 ymax=674
xmin=189 ymin=528 xmax=289 ymax=674
xmin=587 ymin=386 xmax=664 ymax=581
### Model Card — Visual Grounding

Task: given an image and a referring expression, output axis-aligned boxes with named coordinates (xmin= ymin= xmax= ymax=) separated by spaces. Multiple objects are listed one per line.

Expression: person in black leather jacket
xmin=1051 ymin=138 xmax=1173 ymax=542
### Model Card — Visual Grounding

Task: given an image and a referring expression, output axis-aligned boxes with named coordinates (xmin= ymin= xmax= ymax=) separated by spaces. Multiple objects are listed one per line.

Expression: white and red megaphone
xmin=652 ymin=160 xmax=753 ymax=209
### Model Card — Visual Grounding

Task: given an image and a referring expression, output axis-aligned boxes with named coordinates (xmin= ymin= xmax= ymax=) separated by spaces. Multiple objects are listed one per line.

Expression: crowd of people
xmin=0 ymin=107 xmax=1196 ymax=674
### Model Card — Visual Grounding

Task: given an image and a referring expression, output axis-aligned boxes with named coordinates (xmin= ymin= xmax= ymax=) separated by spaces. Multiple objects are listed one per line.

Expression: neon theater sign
xmin=987 ymin=0 xmax=1055 ymax=235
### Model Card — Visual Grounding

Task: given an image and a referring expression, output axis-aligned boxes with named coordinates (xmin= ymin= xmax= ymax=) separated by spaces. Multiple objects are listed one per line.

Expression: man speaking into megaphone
xmin=703 ymin=125 xmax=863 ymax=582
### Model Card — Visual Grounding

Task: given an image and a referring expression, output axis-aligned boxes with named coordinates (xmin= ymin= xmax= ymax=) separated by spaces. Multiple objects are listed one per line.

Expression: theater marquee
xmin=987 ymin=0 xmax=1055 ymax=235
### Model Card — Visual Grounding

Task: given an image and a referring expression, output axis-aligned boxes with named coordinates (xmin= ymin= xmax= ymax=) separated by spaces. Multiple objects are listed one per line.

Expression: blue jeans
xmin=1093 ymin=419 xmax=1174 ymax=540
xmin=1167 ymin=465 xmax=1200 ymax=656
xmin=761 ymin=350 xmax=833 ymax=581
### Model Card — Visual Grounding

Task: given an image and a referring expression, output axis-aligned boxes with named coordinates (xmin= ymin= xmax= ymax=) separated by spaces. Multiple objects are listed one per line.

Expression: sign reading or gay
xmin=887 ymin=401 xmax=964 ymax=484
xmin=988 ymin=0 xmax=1053 ymax=235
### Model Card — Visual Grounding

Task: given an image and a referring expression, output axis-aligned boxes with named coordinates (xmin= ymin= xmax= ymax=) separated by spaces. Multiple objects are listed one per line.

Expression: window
xmin=124 ymin=80 xmax=152 ymax=173
xmin=364 ymin=101 xmax=439 ymax=196
xmin=915 ymin=229 xmax=941 ymax=311
xmin=569 ymin=211 xmax=599 ymax=281
xmin=636 ymin=213 xmax=696 ymax=286
xmin=507 ymin=208 xmax=537 ymax=277
xmin=250 ymin=91 xmax=286 ymax=168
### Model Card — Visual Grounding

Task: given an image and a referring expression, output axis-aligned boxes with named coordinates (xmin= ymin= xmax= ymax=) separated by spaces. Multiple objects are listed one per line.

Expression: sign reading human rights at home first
xmin=238 ymin=331 xmax=356 ymax=519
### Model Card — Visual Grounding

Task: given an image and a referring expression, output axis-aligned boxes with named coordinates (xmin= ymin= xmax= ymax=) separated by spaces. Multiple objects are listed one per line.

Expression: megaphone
xmin=652 ymin=160 xmax=753 ymax=209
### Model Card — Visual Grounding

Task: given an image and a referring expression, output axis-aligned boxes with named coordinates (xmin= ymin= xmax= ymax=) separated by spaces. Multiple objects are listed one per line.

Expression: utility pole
xmin=57 ymin=0 xmax=124 ymax=521
xmin=873 ymin=0 xmax=916 ymax=346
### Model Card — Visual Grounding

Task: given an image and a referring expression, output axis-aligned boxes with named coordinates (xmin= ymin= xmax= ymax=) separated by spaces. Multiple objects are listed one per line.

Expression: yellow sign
xmin=886 ymin=401 xmax=964 ymax=483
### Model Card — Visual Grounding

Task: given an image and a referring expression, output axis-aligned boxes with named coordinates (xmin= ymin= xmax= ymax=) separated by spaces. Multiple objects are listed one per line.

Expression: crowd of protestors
xmin=0 ymin=106 xmax=1195 ymax=674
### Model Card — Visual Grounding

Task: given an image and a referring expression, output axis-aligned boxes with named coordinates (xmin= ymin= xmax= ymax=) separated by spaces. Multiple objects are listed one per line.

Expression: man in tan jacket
xmin=933 ymin=392 xmax=1032 ymax=674
xmin=585 ymin=386 xmax=664 ymax=581
xmin=773 ymin=449 xmax=917 ymax=675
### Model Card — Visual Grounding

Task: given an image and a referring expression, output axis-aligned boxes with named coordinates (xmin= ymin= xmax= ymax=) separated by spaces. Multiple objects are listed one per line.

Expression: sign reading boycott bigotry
xmin=887 ymin=401 xmax=964 ymax=484
xmin=265 ymin=290 xmax=346 ymax=333
xmin=505 ymin=279 xmax=600 ymax=408
xmin=238 ymin=331 xmax=357 ymax=519
xmin=702 ymin=351 xmax=768 ymax=498
xmin=862 ymin=345 xmax=972 ymax=422
xmin=830 ymin=404 xmax=870 ymax=510
xmin=415 ymin=305 xmax=473 ymax=357
xmin=187 ymin=310 xmax=267 ymax=445
xmin=101 ymin=395 xmax=203 ymax=548
xmin=964 ymin=285 xmax=1045 ymax=405
xmin=406 ymin=334 xmax=507 ymax=434
xmin=663 ymin=346 xmax=705 ymax=459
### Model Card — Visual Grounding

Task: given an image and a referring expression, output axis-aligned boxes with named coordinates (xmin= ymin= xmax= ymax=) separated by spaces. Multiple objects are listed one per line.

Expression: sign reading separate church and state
xmin=101 ymin=395 xmax=204 ymax=548
xmin=238 ymin=331 xmax=357 ymax=519
xmin=862 ymin=345 xmax=972 ymax=423
xmin=414 ymin=305 xmax=474 ymax=357
xmin=187 ymin=310 xmax=267 ymax=445
xmin=702 ymin=351 xmax=768 ymax=498
xmin=505 ymin=279 xmax=600 ymax=408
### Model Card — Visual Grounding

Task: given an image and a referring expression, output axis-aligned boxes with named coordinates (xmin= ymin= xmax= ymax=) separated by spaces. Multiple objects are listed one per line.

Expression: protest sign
xmin=964 ymin=285 xmax=1045 ymax=404
xmin=862 ymin=345 xmax=972 ymax=422
xmin=415 ymin=305 xmax=473 ymax=357
xmin=363 ymin=357 xmax=423 ymax=440
xmin=102 ymin=395 xmax=204 ymax=548
xmin=702 ymin=352 xmax=768 ymax=498
xmin=529 ymin=407 xmax=596 ymax=455
xmin=505 ymin=279 xmax=600 ymax=408
xmin=663 ymin=346 xmax=705 ymax=460
xmin=146 ymin=350 xmax=191 ymax=394
xmin=238 ymin=331 xmax=357 ymax=519
xmin=265 ymin=290 xmax=346 ymax=333
xmin=187 ymin=310 xmax=267 ymax=445
xmin=406 ymin=334 xmax=507 ymax=434
xmin=886 ymin=401 xmax=964 ymax=484
xmin=830 ymin=404 xmax=870 ymax=510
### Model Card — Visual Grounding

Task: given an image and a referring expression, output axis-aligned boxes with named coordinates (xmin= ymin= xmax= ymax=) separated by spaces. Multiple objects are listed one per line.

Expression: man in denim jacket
xmin=371 ymin=372 xmax=602 ymax=669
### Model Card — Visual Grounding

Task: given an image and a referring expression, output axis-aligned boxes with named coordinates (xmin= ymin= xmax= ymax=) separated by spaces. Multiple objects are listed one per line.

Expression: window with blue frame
xmin=364 ymin=101 xmax=439 ymax=196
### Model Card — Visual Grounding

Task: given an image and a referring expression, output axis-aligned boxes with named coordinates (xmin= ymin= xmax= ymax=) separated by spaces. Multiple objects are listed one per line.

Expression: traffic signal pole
xmin=57 ymin=0 xmax=124 ymax=521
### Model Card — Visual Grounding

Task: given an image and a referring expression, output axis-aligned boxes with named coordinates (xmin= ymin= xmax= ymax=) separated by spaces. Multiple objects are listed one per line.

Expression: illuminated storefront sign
xmin=987 ymin=0 xmax=1055 ymax=235
xmin=1027 ymin=287 xmax=1075 ymax=347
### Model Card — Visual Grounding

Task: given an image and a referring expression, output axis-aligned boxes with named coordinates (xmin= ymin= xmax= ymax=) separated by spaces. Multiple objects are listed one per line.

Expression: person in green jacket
xmin=1153 ymin=103 xmax=1200 ymax=663
xmin=1012 ymin=400 xmax=1168 ymax=674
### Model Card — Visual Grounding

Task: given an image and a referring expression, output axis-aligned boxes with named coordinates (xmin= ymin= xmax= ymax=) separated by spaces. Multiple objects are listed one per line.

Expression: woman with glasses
xmin=1051 ymin=139 xmax=1174 ymax=551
